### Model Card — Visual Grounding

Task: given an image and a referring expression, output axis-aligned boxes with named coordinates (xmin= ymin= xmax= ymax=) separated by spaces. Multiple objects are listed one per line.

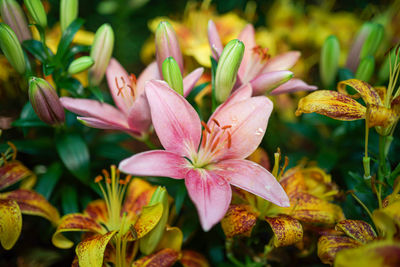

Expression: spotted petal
xmin=180 ymin=250 xmax=210 ymax=267
xmin=145 ymin=80 xmax=201 ymax=157
xmin=128 ymin=202 xmax=163 ymax=240
xmin=132 ymin=248 xmax=179 ymax=267
xmin=122 ymin=178 xmax=156 ymax=217
xmin=0 ymin=161 xmax=35 ymax=190
xmin=317 ymin=235 xmax=360 ymax=265
xmin=337 ymin=79 xmax=382 ymax=106
xmin=221 ymin=204 xmax=258 ymax=238
xmin=265 ymin=214 xmax=303 ymax=247
xmin=296 ymin=90 xmax=366 ymax=121
xmin=52 ymin=214 xmax=105 ymax=249
xmin=185 ymin=169 xmax=232 ymax=231
xmin=0 ymin=199 xmax=21 ymax=250
xmin=0 ymin=189 xmax=60 ymax=224
xmin=335 ymin=220 xmax=376 ymax=244
xmin=76 ymin=231 xmax=117 ymax=267
xmin=84 ymin=200 xmax=108 ymax=225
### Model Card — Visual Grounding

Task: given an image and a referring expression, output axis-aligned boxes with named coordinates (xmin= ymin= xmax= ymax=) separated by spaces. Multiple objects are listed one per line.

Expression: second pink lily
xmin=208 ymin=20 xmax=317 ymax=96
xmin=119 ymin=80 xmax=289 ymax=231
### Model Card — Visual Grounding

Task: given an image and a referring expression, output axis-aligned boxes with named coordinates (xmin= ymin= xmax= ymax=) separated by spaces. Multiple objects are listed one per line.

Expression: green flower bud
xmin=23 ymin=0 xmax=47 ymax=28
xmin=140 ymin=186 xmax=169 ymax=255
xmin=320 ymin=35 xmax=340 ymax=88
xmin=162 ymin=57 xmax=183 ymax=95
xmin=0 ymin=23 xmax=26 ymax=74
xmin=378 ymin=50 xmax=399 ymax=84
xmin=60 ymin=0 xmax=78 ymax=32
xmin=360 ymin=23 xmax=384 ymax=59
xmin=29 ymin=77 xmax=65 ymax=125
xmin=89 ymin=23 xmax=114 ymax=86
xmin=355 ymin=55 xmax=375 ymax=82
xmin=0 ymin=0 xmax=32 ymax=42
xmin=68 ymin=56 xmax=94 ymax=75
xmin=215 ymin=39 xmax=244 ymax=103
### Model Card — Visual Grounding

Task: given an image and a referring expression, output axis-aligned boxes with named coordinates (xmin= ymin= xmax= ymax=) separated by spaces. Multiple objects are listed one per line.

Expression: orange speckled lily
xmin=52 ymin=166 xmax=164 ymax=267
xmin=318 ymin=191 xmax=400 ymax=265
xmin=221 ymin=153 xmax=343 ymax=249
xmin=0 ymin=143 xmax=60 ymax=250
xmin=296 ymin=79 xmax=400 ymax=133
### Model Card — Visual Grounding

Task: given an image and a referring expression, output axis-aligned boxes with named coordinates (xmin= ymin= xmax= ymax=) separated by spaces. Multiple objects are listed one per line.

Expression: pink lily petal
xmin=106 ymin=58 xmax=134 ymax=114
xmin=210 ymin=83 xmax=252 ymax=120
xmin=60 ymin=97 xmax=128 ymax=127
xmin=262 ymin=51 xmax=301 ymax=73
xmin=136 ymin=61 xmax=161 ymax=97
xmin=185 ymin=169 xmax=232 ymax=231
xmin=250 ymin=70 xmax=293 ymax=96
xmin=238 ymin=24 xmax=256 ymax=78
xmin=183 ymin=67 xmax=204 ymax=97
xmin=127 ymin=93 xmax=151 ymax=135
xmin=213 ymin=159 xmax=290 ymax=207
xmin=77 ymin=117 xmax=135 ymax=133
xmin=145 ymin=80 xmax=201 ymax=157
xmin=209 ymin=96 xmax=273 ymax=161
xmin=207 ymin=20 xmax=223 ymax=60
xmin=119 ymin=150 xmax=188 ymax=179
xmin=270 ymin=78 xmax=317 ymax=95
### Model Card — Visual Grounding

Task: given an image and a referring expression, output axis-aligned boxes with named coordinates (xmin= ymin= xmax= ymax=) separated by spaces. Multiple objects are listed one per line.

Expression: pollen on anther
xmin=212 ymin=119 xmax=221 ymax=127
xmin=201 ymin=121 xmax=211 ymax=133
xmin=94 ymin=175 xmax=103 ymax=183
xmin=106 ymin=178 xmax=112 ymax=184
xmin=119 ymin=179 xmax=126 ymax=185
xmin=125 ymin=175 xmax=132 ymax=183
xmin=102 ymin=169 xmax=110 ymax=179
xmin=227 ymin=131 xmax=232 ymax=149
xmin=221 ymin=125 xmax=232 ymax=130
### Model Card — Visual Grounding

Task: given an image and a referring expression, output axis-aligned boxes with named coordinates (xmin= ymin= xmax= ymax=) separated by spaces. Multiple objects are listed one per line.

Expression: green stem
xmin=225 ymin=239 xmax=244 ymax=267
xmin=142 ymin=136 xmax=157 ymax=150
xmin=350 ymin=192 xmax=374 ymax=222
xmin=378 ymin=135 xmax=391 ymax=182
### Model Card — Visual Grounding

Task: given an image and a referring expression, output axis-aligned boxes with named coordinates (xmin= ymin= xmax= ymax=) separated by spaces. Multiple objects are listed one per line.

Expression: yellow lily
xmin=0 ymin=143 xmax=60 ymax=250
xmin=296 ymin=79 xmax=400 ymax=133
xmin=52 ymin=166 xmax=209 ymax=267
xmin=221 ymin=149 xmax=344 ymax=249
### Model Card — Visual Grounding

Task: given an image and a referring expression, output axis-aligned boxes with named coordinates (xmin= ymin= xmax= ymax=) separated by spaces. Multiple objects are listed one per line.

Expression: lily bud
xmin=60 ymin=0 xmax=78 ymax=32
xmin=162 ymin=57 xmax=183 ymax=95
xmin=88 ymin=23 xmax=114 ymax=86
xmin=0 ymin=23 xmax=26 ymax=74
xmin=68 ymin=56 xmax=94 ymax=75
xmin=215 ymin=39 xmax=244 ymax=103
xmin=155 ymin=21 xmax=183 ymax=75
xmin=355 ymin=55 xmax=375 ymax=82
xmin=23 ymin=0 xmax=47 ymax=28
xmin=320 ymin=35 xmax=340 ymax=88
xmin=359 ymin=23 xmax=384 ymax=59
xmin=0 ymin=0 xmax=32 ymax=42
xmin=28 ymin=77 xmax=65 ymax=125
xmin=140 ymin=186 xmax=169 ymax=255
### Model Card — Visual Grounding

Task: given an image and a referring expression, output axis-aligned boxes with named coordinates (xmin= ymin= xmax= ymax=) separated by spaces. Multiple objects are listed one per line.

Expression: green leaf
xmin=61 ymin=185 xmax=79 ymax=214
xmin=22 ymin=39 xmax=52 ymax=62
xmin=211 ymin=56 xmax=218 ymax=112
xmin=35 ymin=163 xmax=63 ymax=199
xmin=57 ymin=77 xmax=84 ymax=96
xmin=62 ymin=45 xmax=90 ymax=65
xmin=55 ymin=18 xmax=84 ymax=62
xmin=43 ymin=62 xmax=56 ymax=76
xmin=174 ymin=183 xmax=186 ymax=214
xmin=12 ymin=102 xmax=48 ymax=129
xmin=56 ymin=132 xmax=90 ymax=183
xmin=88 ymin=86 xmax=104 ymax=102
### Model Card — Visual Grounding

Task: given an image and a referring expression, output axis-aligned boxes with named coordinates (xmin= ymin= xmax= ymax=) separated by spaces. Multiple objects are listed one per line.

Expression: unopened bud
xmin=88 ymin=23 xmax=114 ymax=86
xmin=320 ymin=35 xmax=340 ymax=88
xmin=0 ymin=23 xmax=26 ymax=74
xmin=155 ymin=21 xmax=183 ymax=75
xmin=0 ymin=0 xmax=32 ymax=42
xmin=162 ymin=57 xmax=183 ymax=95
xmin=68 ymin=56 xmax=94 ymax=75
xmin=60 ymin=0 xmax=78 ymax=32
xmin=28 ymin=77 xmax=65 ymax=125
xmin=360 ymin=23 xmax=384 ymax=59
xmin=355 ymin=55 xmax=375 ymax=82
xmin=23 ymin=0 xmax=47 ymax=28
xmin=140 ymin=186 xmax=169 ymax=255
xmin=215 ymin=39 xmax=244 ymax=103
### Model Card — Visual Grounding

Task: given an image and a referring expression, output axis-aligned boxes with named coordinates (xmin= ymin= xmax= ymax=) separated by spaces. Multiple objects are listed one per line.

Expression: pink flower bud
xmin=0 ymin=0 xmax=32 ymax=42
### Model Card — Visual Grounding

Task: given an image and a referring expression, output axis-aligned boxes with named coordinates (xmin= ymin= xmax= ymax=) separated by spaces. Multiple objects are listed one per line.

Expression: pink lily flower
xmin=61 ymin=58 xmax=160 ymax=138
xmin=119 ymin=80 xmax=290 ymax=231
xmin=208 ymin=21 xmax=317 ymax=96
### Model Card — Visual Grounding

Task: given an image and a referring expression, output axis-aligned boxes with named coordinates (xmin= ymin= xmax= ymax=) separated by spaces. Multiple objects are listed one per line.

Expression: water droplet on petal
xmin=255 ymin=127 xmax=264 ymax=136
